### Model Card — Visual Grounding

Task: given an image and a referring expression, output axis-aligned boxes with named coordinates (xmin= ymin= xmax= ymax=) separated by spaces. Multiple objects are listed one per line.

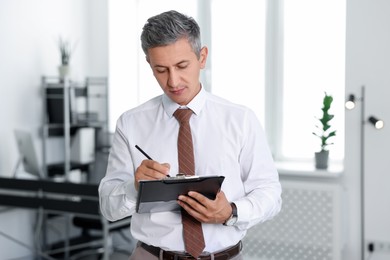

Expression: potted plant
xmin=57 ymin=37 xmax=75 ymax=80
xmin=312 ymin=92 xmax=336 ymax=169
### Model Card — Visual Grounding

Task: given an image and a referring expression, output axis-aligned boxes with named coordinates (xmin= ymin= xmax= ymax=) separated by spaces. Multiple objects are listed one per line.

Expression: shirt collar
xmin=162 ymin=85 xmax=207 ymax=117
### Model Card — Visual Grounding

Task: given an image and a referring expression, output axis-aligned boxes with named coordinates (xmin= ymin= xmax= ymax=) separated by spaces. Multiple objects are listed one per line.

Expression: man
xmin=99 ymin=10 xmax=282 ymax=260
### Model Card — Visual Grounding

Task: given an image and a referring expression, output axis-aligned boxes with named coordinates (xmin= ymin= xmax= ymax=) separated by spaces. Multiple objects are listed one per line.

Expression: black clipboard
xmin=136 ymin=175 xmax=225 ymax=213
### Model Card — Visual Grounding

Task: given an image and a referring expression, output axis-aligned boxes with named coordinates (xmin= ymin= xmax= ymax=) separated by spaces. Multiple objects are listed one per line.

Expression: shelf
xmin=41 ymin=76 xmax=109 ymax=181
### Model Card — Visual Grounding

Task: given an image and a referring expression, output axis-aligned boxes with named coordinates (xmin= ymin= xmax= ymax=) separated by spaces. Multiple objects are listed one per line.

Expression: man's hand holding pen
xmin=134 ymin=145 xmax=171 ymax=190
xmin=134 ymin=160 xmax=170 ymax=190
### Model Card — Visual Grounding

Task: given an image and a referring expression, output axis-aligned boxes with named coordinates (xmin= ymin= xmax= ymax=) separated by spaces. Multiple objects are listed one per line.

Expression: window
xmin=211 ymin=0 xmax=266 ymax=126
xmin=108 ymin=0 xmax=346 ymax=163
xmin=279 ymin=0 xmax=346 ymax=161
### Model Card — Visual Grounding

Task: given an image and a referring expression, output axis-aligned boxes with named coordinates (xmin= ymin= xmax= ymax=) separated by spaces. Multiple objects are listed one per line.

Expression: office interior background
xmin=0 ymin=0 xmax=389 ymax=259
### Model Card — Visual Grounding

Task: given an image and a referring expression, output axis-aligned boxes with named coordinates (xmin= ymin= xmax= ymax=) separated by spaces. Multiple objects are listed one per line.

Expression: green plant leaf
xmin=314 ymin=92 xmax=336 ymax=151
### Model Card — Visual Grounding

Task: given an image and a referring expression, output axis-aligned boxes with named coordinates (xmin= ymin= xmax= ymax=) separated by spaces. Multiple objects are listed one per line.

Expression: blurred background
xmin=1 ymin=0 xmax=390 ymax=260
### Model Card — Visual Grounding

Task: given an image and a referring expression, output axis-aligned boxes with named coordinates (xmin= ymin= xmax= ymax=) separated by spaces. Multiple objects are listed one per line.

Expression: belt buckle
xmin=171 ymin=253 xmax=201 ymax=260
xmin=173 ymin=255 xmax=201 ymax=260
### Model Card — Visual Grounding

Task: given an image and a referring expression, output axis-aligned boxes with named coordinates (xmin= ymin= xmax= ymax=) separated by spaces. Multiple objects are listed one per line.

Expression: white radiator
xmin=242 ymin=180 xmax=342 ymax=260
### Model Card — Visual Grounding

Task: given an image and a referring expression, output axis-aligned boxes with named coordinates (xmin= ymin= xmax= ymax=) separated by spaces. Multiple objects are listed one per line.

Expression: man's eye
xmin=156 ymin=69 xmax=167 ymax=73
xmin=177 ymin=65 xmax=188 ymax=69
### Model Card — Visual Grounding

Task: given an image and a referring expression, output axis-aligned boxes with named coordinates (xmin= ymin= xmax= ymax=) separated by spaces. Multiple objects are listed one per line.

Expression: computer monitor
xmin=14 ymin=129 xmax=42 ymax=179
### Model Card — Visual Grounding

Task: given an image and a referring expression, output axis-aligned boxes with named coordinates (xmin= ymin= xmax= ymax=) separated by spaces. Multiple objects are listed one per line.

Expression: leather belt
xmin=140 ymin=241 xmax=242 ymax=260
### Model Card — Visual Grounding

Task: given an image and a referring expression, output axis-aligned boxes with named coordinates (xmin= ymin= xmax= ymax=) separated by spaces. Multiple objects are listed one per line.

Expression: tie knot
xmin=174 ymin=109 xmax=193 ymax=124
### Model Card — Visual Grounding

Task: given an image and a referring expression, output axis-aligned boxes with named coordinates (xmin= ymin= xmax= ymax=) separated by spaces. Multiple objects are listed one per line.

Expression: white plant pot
xmin=58 ymin=65 xmax=71 ymax=80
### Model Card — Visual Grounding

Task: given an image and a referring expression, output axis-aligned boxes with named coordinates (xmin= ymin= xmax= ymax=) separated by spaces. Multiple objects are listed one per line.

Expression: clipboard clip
xmin=164 ymin=174 xmax=200 ymax=180
xmin=163 ymin=174 xmax=201 ymax=183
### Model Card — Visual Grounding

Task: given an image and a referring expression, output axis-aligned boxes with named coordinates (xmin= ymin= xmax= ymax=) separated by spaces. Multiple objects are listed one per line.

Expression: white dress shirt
xmin=99 ymin=87 xmax=282 ymax=253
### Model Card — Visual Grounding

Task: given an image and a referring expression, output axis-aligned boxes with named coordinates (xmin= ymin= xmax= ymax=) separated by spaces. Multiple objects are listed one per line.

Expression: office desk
xmin=0 ymin=177 xmax=130 ymax=260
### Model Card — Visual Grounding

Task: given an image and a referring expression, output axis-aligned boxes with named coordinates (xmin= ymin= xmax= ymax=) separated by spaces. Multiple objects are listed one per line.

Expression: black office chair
xmin=67 ymin=215 xmax=133 ymax=260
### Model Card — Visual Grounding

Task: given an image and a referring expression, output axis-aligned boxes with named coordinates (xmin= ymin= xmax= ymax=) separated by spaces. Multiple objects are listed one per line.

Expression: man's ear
xmin=199 ymin=46 xmax=208 ymax=69
xmin=146 ymin=55 xmax=150 ymax=64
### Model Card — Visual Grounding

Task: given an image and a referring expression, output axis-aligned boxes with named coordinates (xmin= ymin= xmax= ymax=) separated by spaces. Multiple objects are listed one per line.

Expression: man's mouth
xmin=170 ymin=88 xmax=185 ymax=95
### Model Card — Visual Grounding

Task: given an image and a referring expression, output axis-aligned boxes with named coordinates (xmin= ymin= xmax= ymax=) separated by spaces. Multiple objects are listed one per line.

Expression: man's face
xmin=147 ymin=38 xmax=208 ymax=105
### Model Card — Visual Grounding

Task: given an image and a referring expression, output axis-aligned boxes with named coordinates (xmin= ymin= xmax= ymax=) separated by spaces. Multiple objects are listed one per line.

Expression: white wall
xmin=345 ymin=0 xmax=390 ymax=259
xmin=0 ymin=0 xmax=107 ymax=258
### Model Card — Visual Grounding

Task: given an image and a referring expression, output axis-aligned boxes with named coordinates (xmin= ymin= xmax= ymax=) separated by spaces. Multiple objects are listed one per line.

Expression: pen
xmin=135 ymin=145 xmax=153 ymax=160
xmin=135 ymin=145 xmax=171 ymax=177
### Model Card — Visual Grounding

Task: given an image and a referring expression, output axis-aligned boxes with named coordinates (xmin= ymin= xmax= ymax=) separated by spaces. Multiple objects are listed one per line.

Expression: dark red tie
xmin=174 ymin=108 xmax=205 ymax=258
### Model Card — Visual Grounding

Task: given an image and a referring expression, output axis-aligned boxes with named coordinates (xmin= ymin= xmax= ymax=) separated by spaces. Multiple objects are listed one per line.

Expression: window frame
xmin=108 ymin=0 xmax=345 ymax=165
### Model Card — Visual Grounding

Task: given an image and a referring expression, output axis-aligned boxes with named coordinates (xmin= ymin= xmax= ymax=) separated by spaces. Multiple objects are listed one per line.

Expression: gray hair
xmin=141 ymin=10 xmax=202 ymax=58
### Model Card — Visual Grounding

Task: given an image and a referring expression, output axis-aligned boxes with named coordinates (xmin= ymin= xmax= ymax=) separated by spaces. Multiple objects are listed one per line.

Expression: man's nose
xmin=168 ymin=69 xmax=179 ymax=88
